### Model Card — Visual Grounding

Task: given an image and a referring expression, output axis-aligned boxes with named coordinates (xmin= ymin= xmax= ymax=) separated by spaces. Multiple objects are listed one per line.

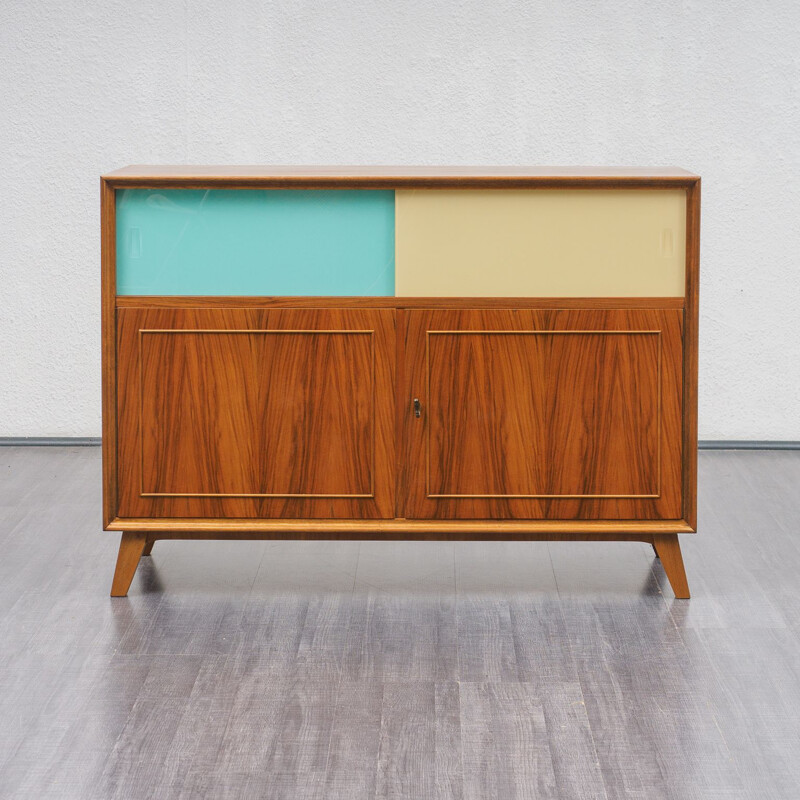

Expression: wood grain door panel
xmin=117 ymin=308 xmax=395 ymax=518
xmin=402 ymin=309 xmax=683 ymax=520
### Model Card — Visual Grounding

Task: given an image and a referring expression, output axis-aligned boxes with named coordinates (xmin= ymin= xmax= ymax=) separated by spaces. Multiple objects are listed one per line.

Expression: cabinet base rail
xmin=109 ymin=526 xmax=692 ymax=599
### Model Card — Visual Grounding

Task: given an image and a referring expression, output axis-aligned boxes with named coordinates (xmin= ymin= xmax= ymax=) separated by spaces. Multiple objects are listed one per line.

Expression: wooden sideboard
xmin=101 ymin=166 xmax=699 ymax=597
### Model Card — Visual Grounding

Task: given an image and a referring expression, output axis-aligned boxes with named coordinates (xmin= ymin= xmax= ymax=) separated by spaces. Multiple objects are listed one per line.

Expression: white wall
xmin=1 ymin=0 xmax=798 ymax=439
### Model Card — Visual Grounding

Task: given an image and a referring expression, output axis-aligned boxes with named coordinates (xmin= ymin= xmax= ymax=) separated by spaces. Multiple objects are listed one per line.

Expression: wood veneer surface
xmin=402 ymin=309 xmax=684 ymax=520
xmin=116 ymin=308 xmax=396 ymax=519
xmin=102 ymin=165 xmax=700 ymax=189
xmin=116 ymin=296 xmax=686 ymax=309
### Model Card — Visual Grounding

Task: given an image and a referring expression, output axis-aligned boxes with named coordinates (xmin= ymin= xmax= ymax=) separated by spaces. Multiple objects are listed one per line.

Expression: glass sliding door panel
xmin=116 ymin=189 xmax=395 ymax=296
xmin=395 ymin=189 xmax=686 ymax=297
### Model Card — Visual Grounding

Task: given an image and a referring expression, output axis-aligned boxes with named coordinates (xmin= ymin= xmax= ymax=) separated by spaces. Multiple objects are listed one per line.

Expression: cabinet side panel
xmin=101 ymin=180 xmax=117 ymax=527
xmin=395 ymin=189 xmax=685 ymax=297
xmin=681 ymin=181 xmax=700 ymax=529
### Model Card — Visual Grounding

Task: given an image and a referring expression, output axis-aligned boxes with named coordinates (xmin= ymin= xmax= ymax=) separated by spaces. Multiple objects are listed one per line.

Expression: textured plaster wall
xmin=1 ymin=0 xmax=798 ymax=438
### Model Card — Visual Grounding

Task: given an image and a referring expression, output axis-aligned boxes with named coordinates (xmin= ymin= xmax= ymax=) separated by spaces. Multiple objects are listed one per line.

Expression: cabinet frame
xmin=101 ymin=167 xmax=700 ymax=598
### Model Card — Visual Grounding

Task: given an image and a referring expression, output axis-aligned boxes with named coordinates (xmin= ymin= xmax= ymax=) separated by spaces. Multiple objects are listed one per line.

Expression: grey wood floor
xmin=1 ymin=447 xmax=799 ymax=799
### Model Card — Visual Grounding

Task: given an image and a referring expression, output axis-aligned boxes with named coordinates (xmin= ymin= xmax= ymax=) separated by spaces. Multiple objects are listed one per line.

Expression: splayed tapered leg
xmin=652 ymin=533 xmax=690 ymax=599
xmin=110 ymin=532 xmax=147 ymax=596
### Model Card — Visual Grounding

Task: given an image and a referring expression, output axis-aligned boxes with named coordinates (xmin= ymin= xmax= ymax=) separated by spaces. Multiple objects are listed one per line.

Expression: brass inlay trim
xmin=139 ymin=493 xmax=374 ymax=498
xmin=138 ymin=328 xmax=376 ymax=499
xmin=424 ymin=329 xmax=662 ymax=499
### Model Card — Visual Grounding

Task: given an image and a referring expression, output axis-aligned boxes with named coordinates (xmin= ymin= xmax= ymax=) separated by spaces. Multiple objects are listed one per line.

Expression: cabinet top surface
xmin=102 ymin=165 xmax=700 ymax=188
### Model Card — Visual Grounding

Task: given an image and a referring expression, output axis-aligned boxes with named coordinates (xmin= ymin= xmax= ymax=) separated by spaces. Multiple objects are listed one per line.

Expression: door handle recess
xmin=413 ymin=398 xmax=421 ymax=418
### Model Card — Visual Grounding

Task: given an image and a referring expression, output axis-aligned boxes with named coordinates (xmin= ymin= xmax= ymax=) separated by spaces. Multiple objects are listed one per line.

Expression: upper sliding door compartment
xmin=395 ymin=189 xmax=686 ymax=297
xmin=115 ymin=189 xmax=395 ymax=296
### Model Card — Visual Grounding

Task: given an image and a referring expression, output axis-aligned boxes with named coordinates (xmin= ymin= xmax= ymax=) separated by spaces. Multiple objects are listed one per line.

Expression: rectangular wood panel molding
xmin=137 ymin=329 xmax=376 ymax=498
xmin=395 ymin=189 xmax=686 ymax=297
xmin=424 ymin=330 xmax=662 ymax=499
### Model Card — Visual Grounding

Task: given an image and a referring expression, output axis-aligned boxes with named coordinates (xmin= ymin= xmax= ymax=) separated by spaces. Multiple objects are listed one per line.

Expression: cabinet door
xmin=117 ymin=308 xmax=395 ymax=519
xmin=402 ymin=309 xmax=683 ymax=520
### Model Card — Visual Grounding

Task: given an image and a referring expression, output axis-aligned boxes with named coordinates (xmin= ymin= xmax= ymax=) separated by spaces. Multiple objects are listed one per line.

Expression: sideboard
xmin=101 ymin=166 xmax=700 ymax=598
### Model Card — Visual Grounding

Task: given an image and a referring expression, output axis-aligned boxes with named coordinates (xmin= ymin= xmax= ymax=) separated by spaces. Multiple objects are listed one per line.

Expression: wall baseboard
xmin=698 ymin=440 xmax=800 ymax=450
xmin=0 ymin=437 xmax=102 ymax=446
xmin=1 ymin=437 xmax=799 ymax=450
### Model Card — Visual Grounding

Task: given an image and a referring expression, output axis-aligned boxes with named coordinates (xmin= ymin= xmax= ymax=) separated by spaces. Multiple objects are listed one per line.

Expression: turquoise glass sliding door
xmin=116 ymin=189 xmax=395 ymax=295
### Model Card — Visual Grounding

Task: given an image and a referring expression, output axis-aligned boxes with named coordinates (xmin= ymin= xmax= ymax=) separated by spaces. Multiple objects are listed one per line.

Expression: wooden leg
xmin=651 ymin=541 xmax=659 ymax=558
xmin=652 ymin=534 xmax=690 ymax=599
xmin=141 ymin=536 xmax=155 ymax=556
xmin=110 ymin=532 xmax=147 ymax=597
